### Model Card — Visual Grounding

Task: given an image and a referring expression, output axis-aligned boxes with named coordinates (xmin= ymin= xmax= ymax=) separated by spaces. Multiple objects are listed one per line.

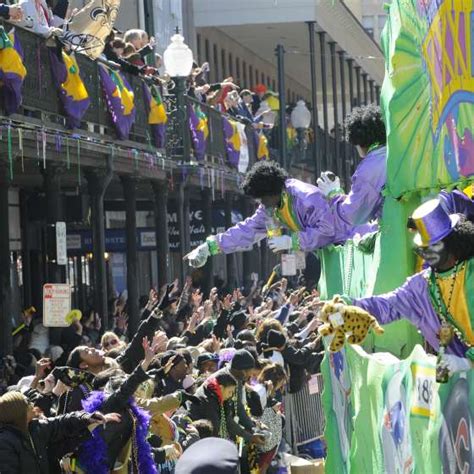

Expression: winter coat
xmin=187 ymin=384 xmax=231 ymax=438
xmin=281 ymin=342 xmax=323 ymax=393
xmin=0 ymin=412 xmax=92 ymax=474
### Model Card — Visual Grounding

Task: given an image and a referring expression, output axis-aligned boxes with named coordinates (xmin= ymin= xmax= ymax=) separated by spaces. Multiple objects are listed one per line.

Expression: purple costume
xmin=328 ymin=146 xmax=474 ymax=241
xmin=330 ymin=146 xmax=387 ymax=241
xmin=353 ymin=269 xmax=468 ymax=357
xmin=214 ymin=178 xmax=336 ymax=253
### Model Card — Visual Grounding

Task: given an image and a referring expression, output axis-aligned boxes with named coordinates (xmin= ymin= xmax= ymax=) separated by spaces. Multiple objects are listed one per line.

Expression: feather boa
xmin=78 ymin=390 xmax=158 ymax=474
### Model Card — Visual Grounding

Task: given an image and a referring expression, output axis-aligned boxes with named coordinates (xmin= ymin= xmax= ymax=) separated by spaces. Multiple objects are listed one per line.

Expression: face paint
xmin=415 ymin=241 xmax=449 ymax=268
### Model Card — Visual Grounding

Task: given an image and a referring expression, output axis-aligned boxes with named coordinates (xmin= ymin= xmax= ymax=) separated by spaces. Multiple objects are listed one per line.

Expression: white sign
xmin=56 ymin=222 xmax=67 ymax=265
xmin=281 ymin=253 xmax=297 ymax=276
xmin=43 ymin=284 xmax=71 ymax=327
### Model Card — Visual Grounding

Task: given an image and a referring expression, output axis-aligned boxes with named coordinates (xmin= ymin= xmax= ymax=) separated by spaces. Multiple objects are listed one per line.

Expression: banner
xmin=381 ymin=0 xmax=474 ymax=198
xmin=0 ymin=28 xmax=26 ymax=115
xmin=322 ymin=344 xmax=474 ymax=474
xmin=236 ymin=121 xmax=249 ymax=173
xmin=188 ymin=103 xmax=209 ymax=160
xmin=49 ymin=50 xmax=90 ymax=129
xmin=60 ymin=0 xmax=121 ymax=60
xmin=99 ymin=65 xmax=136 ymax=140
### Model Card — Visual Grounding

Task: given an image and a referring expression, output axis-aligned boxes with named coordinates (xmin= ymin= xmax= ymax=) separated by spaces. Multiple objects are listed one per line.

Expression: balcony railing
xmin=0 ymin=24 xmax=259 ymax=170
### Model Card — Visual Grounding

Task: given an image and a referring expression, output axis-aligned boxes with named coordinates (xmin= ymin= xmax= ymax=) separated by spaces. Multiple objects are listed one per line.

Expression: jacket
xmin=0 ymin=412 xmax=92 ymax=474
xmin=187 ymin=384 xmax=231 ymax=438
xmin=281 ymin=342 xmax=323 ymax=393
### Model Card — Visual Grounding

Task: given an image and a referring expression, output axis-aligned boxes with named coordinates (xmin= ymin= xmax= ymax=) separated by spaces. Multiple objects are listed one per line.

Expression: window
xmin=243 ymin=61 xmax=248 ymax=86
xmin=266 ymin=76 xmax=271 ymax=87
xmin=204 ymin=39 xmax=210 ymax=63
xmin=228 ymin=53 xmax=233 ymax=76
xmin=261 ymin=72 xmax=265 ymax=84
xmin=221 ymin=48 xmax=227 ymax=77
xmin=196 ymin=34 xmax=201 ymax=63
xmin=213 ymin=44 xmax=219 ymax=81
xmin=272 ymin=79 xmax=276 ymax=90
xmin=248 ymin=65 xmax=253 ymax=87
xmin=236 ymin=57 xmax=241 ymax=82
xmin=255 ymin=69 xmax=259 ymax=85
xmin=362 ymin=15 xmax=374 ymax=37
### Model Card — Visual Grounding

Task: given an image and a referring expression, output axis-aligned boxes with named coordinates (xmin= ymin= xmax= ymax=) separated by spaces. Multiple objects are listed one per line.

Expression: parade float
xmin=320 ymin=1 xmax=474 ymax=472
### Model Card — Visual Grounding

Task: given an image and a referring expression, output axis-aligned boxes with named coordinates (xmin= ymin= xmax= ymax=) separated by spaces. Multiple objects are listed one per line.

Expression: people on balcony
xmin=0 ymin=3 xmax=23 ymax=21
xmin=17 ymin=0 xmax=66 ymax=38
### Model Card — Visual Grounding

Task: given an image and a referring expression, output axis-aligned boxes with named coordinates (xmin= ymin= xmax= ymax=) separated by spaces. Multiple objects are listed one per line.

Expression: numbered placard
xmin=410 ymin=362 xmax=436 ymax=418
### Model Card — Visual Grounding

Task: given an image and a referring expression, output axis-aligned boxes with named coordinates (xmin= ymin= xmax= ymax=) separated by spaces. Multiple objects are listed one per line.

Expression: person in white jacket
xmin=17 ymin=0 xmax=65 ymax=37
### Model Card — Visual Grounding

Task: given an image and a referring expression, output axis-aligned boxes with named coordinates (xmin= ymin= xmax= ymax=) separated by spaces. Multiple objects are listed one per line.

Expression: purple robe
xmin=330 ymin=146 xmax=386 ymax=241
xmin=353 ymin=270 xmax=468 ymax=357
xmin=215 ymin=178 xmax=336 ymax=253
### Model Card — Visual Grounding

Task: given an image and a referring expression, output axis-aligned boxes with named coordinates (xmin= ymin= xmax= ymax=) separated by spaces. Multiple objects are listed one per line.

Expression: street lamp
xmin=163 ymin=30 xmax=194 ymax=161
xmin=290 ymin=100 xmax=312 ymax=159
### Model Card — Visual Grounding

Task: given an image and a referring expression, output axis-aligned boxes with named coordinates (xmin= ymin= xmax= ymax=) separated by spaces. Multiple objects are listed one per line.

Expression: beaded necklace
xmin=429 ymin=261 xmax=472 ymax=348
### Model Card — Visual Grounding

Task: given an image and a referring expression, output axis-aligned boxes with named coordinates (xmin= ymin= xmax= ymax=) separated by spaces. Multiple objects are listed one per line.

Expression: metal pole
xmin=152 ymin=181 xmax=170 ymax=288
xmin=173 ymin=76 xmax=190 ymax=161
xmin=0 ymin=164 xmax=12 ymax=355
xmin=355 ymin=66 xmax=362 ymax=106
xmin=42 ymin=165 xmax=65 ymax=284
xmin=177 ymin=182 xmax=186 ymax=284
xmin=306 ymin=21 xmax=320 ymax=179
xmin=85 ymin=167 xmax=112 ymax=330
xmin=318 ymin=32 xmax=329 ymax=171
xmin=121 ymin=176 xmax=139 ymax=337
xmin=225 ymin=192 xmax=237 ymax=288
xmin=338 ymin=50 xmax=347 ymax=183
xmin=275 ymin=44 xmax=288 ymax=169
xmin=329 ymin=42 xmax=340 ymax=177
xmin=201 ymin=189 xmax=213 ymax=296
xmin=347 ymin=58 xmax=354 ymax=109
xmin=362 ymin=73 xmax=368 ymax=105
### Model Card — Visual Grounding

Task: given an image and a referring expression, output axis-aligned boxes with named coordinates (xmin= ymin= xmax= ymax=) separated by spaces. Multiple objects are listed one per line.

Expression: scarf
xmin=78 ymin=391 xmax=157 ymax=474
xmin=206 ymin=378 xmax=229 ymax=439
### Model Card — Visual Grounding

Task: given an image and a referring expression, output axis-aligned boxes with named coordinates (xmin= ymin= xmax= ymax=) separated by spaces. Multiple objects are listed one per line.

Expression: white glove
xmin=268 ymin=235 xmax=292 ymax=253
xmin=184 ymin=242 xmax=210 ymax=268
xmin=317 ymin=171 xmax=342 ymax=197
xmin=439 ymin=353 xmax=472 ymax=375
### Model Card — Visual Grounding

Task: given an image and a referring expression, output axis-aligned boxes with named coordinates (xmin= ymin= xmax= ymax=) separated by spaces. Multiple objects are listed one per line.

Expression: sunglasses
xmin=103 ymin=339 xmax=119 ymax=349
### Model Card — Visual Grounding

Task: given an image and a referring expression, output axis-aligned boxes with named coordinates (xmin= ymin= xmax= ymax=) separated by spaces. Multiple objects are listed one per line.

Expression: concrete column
xmin=152 ymin=181 xmax=170 ymax=288
xmin=85 ymin=166 xmax=112 ymax=330
xmin=121 ymin=176 xmax=139 ymax=337
xmin=0 ymin=164 xmax=12 ymax=355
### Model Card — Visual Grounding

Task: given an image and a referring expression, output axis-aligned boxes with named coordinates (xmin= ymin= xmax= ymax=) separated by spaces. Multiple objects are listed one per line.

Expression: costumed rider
xmin=317 ymin=104 xmax=474 ymax=241
xmin=342 ymin=198 xmax=474 ymax=377
xmin=317 ymin=103 xmax=387 ymax=239
xmin=185 ymin=161 xmax=336 ymax=267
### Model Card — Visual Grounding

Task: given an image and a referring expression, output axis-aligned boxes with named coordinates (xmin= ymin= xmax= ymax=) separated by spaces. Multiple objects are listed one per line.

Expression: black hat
xmin=197 ymin=352 xmax=219 ymax=369
xmin=230 ymin=349 xmax=255 ymax=371
xmin=229 ymin=310 xmax=247 ymax=330
xmin=266 ymin=329 xmax=287 ymax=349
xmin=176 ymin=437 xmax=239 ymax=473
xmin=160 ymin=351 xmax=185 ymax=369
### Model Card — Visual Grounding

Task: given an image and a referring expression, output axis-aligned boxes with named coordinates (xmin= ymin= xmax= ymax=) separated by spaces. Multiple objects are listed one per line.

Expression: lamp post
xmin=163 ymin=30 xmax=193 ymax=161
xmin=290 ymin=100 xmax=312 ymax=163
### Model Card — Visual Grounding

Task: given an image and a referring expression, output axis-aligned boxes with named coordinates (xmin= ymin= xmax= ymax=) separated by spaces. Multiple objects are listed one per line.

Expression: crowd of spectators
xmin=1 ymin=274 xmax=324 ymax=473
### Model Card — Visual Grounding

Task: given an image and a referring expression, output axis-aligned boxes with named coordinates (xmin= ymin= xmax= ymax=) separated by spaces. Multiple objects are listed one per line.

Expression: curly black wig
xmin=345 ymin=103 xmax=386 ymax=148
xmin=241 ymin=161 xmax=289 ymax=198
xmin=443 ymin=215 xmax=474 ymax=262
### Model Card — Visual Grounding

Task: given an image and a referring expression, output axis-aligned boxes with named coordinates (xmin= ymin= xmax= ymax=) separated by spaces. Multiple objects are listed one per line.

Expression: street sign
xmin=43 ymin=283 xmax=71 ymax=327
xmin=56 ymin=222 xmax=67 ymax=265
